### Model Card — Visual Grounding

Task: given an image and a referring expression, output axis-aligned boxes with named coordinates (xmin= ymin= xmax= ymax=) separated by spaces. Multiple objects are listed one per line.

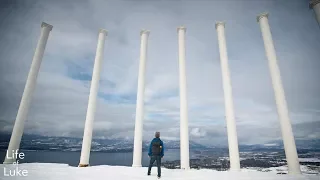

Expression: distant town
xmin=162 ymin=150 xmax=320 ymax=174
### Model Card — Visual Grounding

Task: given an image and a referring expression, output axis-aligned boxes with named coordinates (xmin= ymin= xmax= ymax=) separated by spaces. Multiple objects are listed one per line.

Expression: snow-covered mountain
xmin=0 ymin=133 xmax=208 ymax=152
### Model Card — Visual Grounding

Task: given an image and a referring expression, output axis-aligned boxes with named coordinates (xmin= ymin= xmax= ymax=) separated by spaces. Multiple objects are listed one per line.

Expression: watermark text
xmin=3 ymin=149 xmax=28 ymax=177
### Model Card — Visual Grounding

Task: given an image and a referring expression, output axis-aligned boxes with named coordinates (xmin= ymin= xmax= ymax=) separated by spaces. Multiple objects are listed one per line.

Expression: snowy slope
xmin=298 ymin=158 xmax=320 ymax=163
xmin=0 ymin=163 xmax=319 ymax=180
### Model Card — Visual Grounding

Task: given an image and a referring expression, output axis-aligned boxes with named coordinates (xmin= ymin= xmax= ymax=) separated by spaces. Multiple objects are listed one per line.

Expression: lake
xmin=0 ymin=149 xmax=187 ymax=167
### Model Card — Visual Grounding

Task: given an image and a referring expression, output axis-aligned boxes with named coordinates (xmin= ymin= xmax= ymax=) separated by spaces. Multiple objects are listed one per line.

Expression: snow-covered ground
xmin=0 ymin=163 xmax=319 ymax=180
xmin=242 ymin=165 xmax=320 ymax=175
xmin=298 ymin=158 xmax=320 ymax=163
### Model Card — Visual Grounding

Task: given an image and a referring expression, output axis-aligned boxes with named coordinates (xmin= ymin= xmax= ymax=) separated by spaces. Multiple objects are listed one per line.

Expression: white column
xmin=257 ymin=13 xmax=301 ymax=175
xmin=215 ymin=22 xmax=241 ymax=171
xmin=310 ymin=0 xmax=320 ymax=27
xmin=79 ymin=29 xmax=107 ymax=167
xmin=177 ymin=26 xmax=190 ymax=170
xmin=132 ymin=30 xmax=150 ymax=167
xmin=3 ymin=22 xmax=53 ymax=164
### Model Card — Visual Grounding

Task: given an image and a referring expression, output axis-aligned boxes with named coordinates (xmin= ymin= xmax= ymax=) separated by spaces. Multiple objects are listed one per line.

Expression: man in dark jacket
xmin=147 ymin=131 xmax=164 ymax=178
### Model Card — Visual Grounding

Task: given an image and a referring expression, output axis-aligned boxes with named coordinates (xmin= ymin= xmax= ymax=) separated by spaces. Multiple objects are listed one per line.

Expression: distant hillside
xmin=0 ymin=133 xmax=319 ymax=152
xmin=0 ymin=133 xmax=207 ymax=152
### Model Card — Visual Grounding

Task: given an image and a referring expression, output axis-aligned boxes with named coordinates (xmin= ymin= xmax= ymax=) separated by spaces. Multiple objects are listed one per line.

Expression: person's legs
xmin=156 ymin=156 xmax=161 ymax=177
xmin=148 ymin=156 xmax=156 ymax=175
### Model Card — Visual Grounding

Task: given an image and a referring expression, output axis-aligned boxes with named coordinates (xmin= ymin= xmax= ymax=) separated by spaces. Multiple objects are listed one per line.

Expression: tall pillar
xmin=3 ymin=22 xmax=53 ymax=164
xmin=79 ymin=29 xmax=107 ymax=167
xmin=310 ymin=0 xmax=320 ymax=27
xmin=257 ymin=13 xmax=301 ymax=175
xmin=215 ymin=22 xmax=241 ymax=171
xmin=132 ymin=30 xmax=150 ymax=167
xmin=177 ymin=26 xmax=190 ymax=170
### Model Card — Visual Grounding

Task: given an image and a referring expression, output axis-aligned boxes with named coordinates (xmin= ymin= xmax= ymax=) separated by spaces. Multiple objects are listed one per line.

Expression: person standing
xmin=147 ymin=131 xmax=164 ymax=178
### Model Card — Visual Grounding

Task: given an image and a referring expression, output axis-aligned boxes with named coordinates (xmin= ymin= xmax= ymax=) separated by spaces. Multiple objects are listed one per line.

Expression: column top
xmin=215 ymin=21 xmax=225 ymax=29
xmin=310 ymin=0 xmax=320 ymax=9
xmin=140 ymin=29 xmax=150 ymax=36
xmin=99 ymin=29 xmax=108 ymax=36
xmin=257 ymin=12 xmax=269 ymax=22
xmin=177 ymin=26 xmax=186 ymax=33
xmin=41 ymin=22 xmax=53 ymax=31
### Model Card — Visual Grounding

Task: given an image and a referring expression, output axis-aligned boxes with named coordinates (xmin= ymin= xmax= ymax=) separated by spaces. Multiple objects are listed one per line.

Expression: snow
xmin=298 ymin=158 xmax=320 ymax=163
xmin=0 ymin=163 xmax=319 ymax=180
xmin=263 ymin=143 xmax=279 ymax=146
xmin=242 ymin=165 xmax=320 ymax=175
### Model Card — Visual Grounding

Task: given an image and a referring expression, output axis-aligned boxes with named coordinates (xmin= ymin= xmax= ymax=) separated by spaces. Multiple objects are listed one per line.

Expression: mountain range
xmin=0 ymin=133 xmax=319 ymax=153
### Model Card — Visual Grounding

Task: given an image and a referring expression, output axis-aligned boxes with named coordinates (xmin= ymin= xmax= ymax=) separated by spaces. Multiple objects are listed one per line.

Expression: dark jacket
xmin=148 ymin=138 xmax=164 ymax=157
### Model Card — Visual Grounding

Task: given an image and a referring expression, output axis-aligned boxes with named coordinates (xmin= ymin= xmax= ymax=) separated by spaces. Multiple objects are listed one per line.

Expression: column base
xmin=132 ymin=164 xmax=142 ymax=167
xmin=288 ymin=170 xmax=302 ymax=175
xmin=78 ymin=164 xmax=89 ymax=167
xmin=228 ymin=168 xmax=241 ymax=172
xmin=3 ymin=159 xmax=16 ymax=164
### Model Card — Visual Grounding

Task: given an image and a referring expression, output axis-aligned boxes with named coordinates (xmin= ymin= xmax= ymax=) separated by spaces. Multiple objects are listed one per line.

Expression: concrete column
xmin=215 ymin=22 xmax=241 ymax=171
xmin=257 ymin=13 xmax=301 ymax=175
xmin=79 ymin=29 xmax=107 ymax=167
xmin=3 ymin=22 xmax=53 ymax=164
xmin=310 ymin=0 xmax=320 ymax=27
xmin=132 ymin=30 xmax=150 ymax=167
xmin=177 ymin=26 xmax=190 ymax=170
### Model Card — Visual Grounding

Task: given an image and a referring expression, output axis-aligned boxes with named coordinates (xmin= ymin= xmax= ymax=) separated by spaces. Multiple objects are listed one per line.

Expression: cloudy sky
xmin=0 ymin=0 xmax=319 ymax=146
